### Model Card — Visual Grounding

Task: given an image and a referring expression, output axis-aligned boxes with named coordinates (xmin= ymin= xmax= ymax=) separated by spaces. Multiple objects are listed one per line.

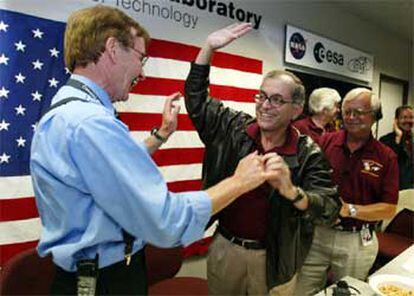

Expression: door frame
xmin=379 ymin=74 xmax=409 ymax=105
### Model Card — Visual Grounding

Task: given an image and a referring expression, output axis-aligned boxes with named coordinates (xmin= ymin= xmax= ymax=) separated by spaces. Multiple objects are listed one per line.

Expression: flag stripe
xmin=160 ymin=163 xmax=202 ymax=183
xmin=0 ymin=240 xmax=39 ymax=265
xmin=0 ymin=176 xmax=34 ymax=200
xmin=115 ymin=94 xmax=256 ymax=116
xmin=167 ymin=180 xmax=203 ymax=193
xmin=131 ymin=77 xmax=258 ymax=103
xmin=0 ymin=197 xmax=38 ymax=222
xmin=152 ymin=148 xmax=204 ymax=166
xmin=149 ymin=39 xmax=262 ymax=74
xmin=145 ymin=58 xmax=261 ymax=89
xmin=130 ymin=131 xmax=204 ymax=149
xmin=119 ymin=113 xmax=195 ymax=131
xmin=0 ymin=218 xmax=42 ymax=245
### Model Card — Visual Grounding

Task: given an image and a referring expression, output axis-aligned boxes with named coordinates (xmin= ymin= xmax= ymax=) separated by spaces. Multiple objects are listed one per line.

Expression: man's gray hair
xmin=263 ymin=70 xmax=305 ymax=106
xmin=342 ymin=87 xmax=381 ymax=115
xmin=308 ymin=87 xmax=341 ymax=114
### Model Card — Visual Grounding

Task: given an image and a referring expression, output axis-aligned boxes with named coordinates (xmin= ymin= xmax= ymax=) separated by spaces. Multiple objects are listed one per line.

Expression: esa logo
xmin=289 ymin=32 xmax=306 ymax=59
xmin=313 ymin=42 xmax=344 ymax=65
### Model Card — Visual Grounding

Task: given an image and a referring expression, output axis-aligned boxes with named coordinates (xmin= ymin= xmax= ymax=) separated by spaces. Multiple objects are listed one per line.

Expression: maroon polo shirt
xmin=293 ymin=116 xmax=336 ymax=145
xmin=319 ymin=130 xmax=399 ymax=228
xmin=219 ymin=123 xmax=300 ymax=241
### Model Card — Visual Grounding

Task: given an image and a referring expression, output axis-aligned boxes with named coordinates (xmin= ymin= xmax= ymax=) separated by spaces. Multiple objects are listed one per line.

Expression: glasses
xmin=254 ymin=92 xmax=293 ymax=107
xmin=343 ymin=108 xmax=373 ymax=117
xmin=129 ymin=47 xmax=149 ymax=66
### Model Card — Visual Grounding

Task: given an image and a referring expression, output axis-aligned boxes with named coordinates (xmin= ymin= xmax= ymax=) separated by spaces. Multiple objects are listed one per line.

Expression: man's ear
xmin=105 ymin=36 xmax=118 ymax=62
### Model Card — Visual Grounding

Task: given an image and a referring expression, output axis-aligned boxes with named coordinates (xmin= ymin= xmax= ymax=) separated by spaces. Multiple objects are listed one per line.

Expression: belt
xmin=218 ymin=226 xmax=265 ymax=250
xmin=333 ymin=223 xmax=377 ymax=233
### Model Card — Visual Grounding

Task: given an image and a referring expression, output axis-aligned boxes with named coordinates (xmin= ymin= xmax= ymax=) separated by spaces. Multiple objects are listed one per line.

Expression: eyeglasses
xmin=342 ymin=108 xmax=373 ymax=117
xmin=254 ymin=92 xmax=293 ymax=107
xmin=129 ymin=47 xmax=149 ymax=66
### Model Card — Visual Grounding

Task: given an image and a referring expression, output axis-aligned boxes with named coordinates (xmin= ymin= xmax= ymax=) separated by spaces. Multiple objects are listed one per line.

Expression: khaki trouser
xmin=208 ymin=233 xmax=297 ymax=296
xmin=295 ymin=225 xmax=378 ymax=296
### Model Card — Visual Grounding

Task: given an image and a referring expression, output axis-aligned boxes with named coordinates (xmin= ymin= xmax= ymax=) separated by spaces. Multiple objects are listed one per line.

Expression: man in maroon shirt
xmin=296 ymin=88 xmax=399 ymax=295
xmin=293 ymin=87 xmax=341 ymax=144
xmin=185 ymin=24 xmax=340 ymax=296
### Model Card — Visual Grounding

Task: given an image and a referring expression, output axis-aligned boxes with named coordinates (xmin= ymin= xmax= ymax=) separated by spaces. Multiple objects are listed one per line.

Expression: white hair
xmin=342 ymin=87 xmax=381 ymax=115
xmin=308 ymin=87 xmax=341 ymax=114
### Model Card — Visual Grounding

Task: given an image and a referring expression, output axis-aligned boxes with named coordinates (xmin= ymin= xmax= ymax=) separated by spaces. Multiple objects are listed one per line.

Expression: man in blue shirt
xmin=30 ymin=5 xmax=278 ymax=295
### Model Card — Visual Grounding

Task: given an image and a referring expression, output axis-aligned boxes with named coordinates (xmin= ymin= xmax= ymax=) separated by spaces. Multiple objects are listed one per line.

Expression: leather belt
xmin=218 ymin=226 xmax=265 ymax=250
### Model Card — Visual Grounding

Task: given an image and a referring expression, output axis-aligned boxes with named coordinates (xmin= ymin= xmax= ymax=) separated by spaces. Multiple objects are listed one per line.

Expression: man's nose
xmin=262 ymin=98 xmax=273 ymax=108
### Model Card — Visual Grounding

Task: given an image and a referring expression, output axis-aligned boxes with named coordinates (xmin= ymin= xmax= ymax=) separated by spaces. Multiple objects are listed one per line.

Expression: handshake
xmin=232 ymin=151 xmax=297 ymax=200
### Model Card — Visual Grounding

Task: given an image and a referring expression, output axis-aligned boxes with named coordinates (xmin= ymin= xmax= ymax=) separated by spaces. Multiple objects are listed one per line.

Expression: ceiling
xmin=331 ymin=0 xmax=413 ymax=43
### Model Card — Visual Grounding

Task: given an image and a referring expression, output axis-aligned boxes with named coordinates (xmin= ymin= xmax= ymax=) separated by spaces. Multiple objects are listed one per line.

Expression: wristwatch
xmin=291 ymin=187 xmax=306 ymax=204
xmin=151 ymin=127 xmax=168 ymax=143
xmin=348 ymin=204 xmax=357 ymax=217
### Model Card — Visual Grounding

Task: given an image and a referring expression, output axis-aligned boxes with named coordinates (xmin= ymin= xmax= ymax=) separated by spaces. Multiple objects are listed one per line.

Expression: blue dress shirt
xmin=30 ymin=74 xmax=211 ymax=271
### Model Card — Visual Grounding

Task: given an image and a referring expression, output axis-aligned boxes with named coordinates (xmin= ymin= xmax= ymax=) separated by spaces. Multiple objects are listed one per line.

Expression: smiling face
xmin=112 ymin=33 xmax=147 ymax=102
xmin=255 ymin=76 xmax=302 ymax=132
xmin=342 ymin=92 xmax=375 ymax=137
xmin=396 ymin=108 xmax=414 ymax=133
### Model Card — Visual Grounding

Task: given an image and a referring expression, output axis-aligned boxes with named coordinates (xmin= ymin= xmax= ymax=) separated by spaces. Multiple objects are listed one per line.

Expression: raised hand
xmin=206 ymin=23 xmax=252 ymax=51
xmin=159 ymin=92 xmax=182 ymax=139
xmin=196 ymin=23 xmax=252 ymax=65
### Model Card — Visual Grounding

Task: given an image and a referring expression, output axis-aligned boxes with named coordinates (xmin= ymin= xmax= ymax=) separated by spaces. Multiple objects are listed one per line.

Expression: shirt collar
xmin=246 ymin=122 xmax=299 ymax=155
xmin=307 ymin=117 xmax=324 ymax=133
xmin=70 ymin=74 xmax=114 ymax=113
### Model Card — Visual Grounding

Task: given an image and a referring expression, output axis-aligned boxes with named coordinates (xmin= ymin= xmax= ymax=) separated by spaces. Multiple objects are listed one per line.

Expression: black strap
xmin=41 ymin=97 xmax=88 ymax=119
xmin=66 ymin=78 xmax=100 ymax=101
xmin=122 ymin=229 xmax=135 ymax=260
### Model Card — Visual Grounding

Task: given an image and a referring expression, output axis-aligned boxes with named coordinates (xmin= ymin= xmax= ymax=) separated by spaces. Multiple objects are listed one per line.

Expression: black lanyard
xmin=42 ymin=79 xmax=114 ymax=118
xmin=65 ymin=78 xmax=100 ymax=102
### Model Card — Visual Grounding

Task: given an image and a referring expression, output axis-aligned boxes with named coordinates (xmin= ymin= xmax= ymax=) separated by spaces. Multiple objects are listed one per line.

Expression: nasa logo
xmin=313 ymin=42 xmax=344 ymax=65
xmin=289 ymin=32 xmax=306 ymax=59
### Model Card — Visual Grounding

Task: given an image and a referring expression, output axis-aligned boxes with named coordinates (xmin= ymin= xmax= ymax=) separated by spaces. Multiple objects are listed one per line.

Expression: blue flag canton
xmin=0 ymin=9 xmax=69 ymax=176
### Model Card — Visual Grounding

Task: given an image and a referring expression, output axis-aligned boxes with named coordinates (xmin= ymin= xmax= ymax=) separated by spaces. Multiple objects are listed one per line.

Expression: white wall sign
xmin=285 ymin=25 xmax=374 ymax=83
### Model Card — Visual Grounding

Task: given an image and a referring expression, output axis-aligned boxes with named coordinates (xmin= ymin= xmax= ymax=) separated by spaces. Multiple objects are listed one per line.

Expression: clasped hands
xmin=234 ymin=151 xmax=297 ymax=200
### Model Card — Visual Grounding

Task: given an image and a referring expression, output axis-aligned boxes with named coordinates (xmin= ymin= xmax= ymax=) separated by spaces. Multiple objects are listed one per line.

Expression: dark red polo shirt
xmin=293 ymin=116 xmax=336 ymax=145
xmin=219 ymin=123 xmax=300 ymax=241
xmin=319 ymin=130 xmax=399 ymax=228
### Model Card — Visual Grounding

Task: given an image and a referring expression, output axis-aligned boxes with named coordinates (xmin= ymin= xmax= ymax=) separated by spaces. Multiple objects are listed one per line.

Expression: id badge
xmin=360 ymin=224 xmax=373 ymax=247
xmin=77 ymin=257 xmax=98 ymax=296
xmin=78 ymin=275 xmax=97 ymax=296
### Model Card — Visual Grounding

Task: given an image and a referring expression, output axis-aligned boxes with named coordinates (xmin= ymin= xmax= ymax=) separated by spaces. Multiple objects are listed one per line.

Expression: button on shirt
xmin=319 ymin=130 xmax=398 ymax=228
xmin=30 ymin=74 xmax=211 ymax=271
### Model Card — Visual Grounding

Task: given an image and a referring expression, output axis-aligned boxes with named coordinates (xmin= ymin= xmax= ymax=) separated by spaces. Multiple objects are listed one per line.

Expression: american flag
xmin=0 ymin=7 xmax=262 ymax=267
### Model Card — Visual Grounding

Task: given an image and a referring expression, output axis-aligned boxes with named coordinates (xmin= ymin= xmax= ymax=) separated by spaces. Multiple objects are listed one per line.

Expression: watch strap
xmin=151 ymin=127 xmax=168 ymax=143
xmin=291 ymin=187 xmax=305 ymax=204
